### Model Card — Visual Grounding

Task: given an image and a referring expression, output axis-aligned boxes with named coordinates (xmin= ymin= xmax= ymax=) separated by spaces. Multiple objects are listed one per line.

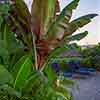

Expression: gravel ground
xmin=72 ymin=72 xmax=100 ymax=100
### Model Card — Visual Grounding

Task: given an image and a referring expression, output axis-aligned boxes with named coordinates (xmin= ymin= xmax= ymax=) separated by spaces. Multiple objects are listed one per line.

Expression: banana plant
xmin=0 ymin=0 xmax=98 ymax=99
xmin=3 ymin=0 xmax=97 ymax=70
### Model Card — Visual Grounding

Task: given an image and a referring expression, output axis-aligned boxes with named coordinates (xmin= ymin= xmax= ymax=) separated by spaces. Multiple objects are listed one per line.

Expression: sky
xmin=24 ymin=0 xmax=100 ymax=45
xmin=60 ymin=0 xmax=100 ymax=45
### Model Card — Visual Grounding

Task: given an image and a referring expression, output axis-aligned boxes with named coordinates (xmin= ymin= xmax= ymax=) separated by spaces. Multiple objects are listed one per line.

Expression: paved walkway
xmin=72 ymin=72 xmax=100 ymax=100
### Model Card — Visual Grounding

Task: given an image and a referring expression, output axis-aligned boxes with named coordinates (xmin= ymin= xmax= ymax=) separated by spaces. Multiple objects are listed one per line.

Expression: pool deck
xmin=72 ymin=72 xmax=100 ymax=100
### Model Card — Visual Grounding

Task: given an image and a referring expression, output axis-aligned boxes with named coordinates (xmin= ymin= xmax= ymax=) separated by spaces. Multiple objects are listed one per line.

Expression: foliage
xmin=82 ymin=44 xmax=100 ymax=57
xmin=0 ymin=55 xmax=74 ymax=100
xmin=0 ymin=3 xmax=28 ymax=70
xmin=81 ymin=44 xmax=100 ymax=70
xmin=3 ymin=0 xmax=97 ymax=70
xmin=0 ymin=15 xmax=26 ymax=70
xmin=0 ymin=0 xmax=98 ymax=100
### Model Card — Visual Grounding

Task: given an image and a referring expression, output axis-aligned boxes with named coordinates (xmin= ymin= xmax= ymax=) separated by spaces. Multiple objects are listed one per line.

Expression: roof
xmin=60 ymin=50 xmax=82 ymax=58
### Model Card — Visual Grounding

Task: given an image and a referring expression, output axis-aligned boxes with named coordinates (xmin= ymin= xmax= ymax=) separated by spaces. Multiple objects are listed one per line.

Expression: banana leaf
xmin=0 ymin=84 xmax=21 ymax=98
xmin=55 ymin=85 xmax=71 ymax=100
xmin=66 ymin=14 xmax=98 ymax=35
xmin=0 ymin=65 xmax=12 ymax=85
xmin=12 ymin=55 xmax=32 ymax=91
xmin=10 ymin=0 xmax=31 ymax=28
xmin=4 ymin=0 xmax=32 ymax=47
xmin=46 ymin=0 xmax=80 ymax=40
xmin=31 ymin=0 xmax=56 ymax=36
xmin=62 ymin=31 xmax=88 ymax=43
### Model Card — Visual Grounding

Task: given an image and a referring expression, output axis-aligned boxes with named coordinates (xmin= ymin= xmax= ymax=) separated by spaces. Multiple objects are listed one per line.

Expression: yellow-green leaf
xmin=13 ymin=55 xmax=32 ymax=91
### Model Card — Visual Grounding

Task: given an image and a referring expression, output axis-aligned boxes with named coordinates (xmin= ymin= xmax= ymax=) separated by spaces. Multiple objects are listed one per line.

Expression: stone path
xmin=72 ymin=72 xmax=100 ymax=100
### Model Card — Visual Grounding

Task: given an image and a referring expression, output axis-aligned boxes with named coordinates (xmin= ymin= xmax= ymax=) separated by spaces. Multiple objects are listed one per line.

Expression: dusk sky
xmin=60 ymin=0 xmax=100 ymax=45
xmin=24 ymin=0 xmax=100 ymax=45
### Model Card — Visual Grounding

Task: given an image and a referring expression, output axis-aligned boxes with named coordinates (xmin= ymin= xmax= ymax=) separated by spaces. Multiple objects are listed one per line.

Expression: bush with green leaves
xmin=0 ymin=55 xmax=74 ymax=100
xmin=81 ymin=44 xmax=100 ymax=70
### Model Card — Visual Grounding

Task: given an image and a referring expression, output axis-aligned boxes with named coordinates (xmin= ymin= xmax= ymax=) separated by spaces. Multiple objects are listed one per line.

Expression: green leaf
xmin=13 ymin=0 xmax=31 ymax=27
xmin=0 ymin=3 xmax=10 ymax=14
xmin=0 ymin=19 xmax=20 ymax=52
xmin=22 ymin=71 xmax=41 ymax=93
xmin=67 ymin=14 xmax=98 ymax=34
xmin=0 ymin=16 xmax=3 ymax=27
xmin=17 ymin=0 xmax=30 ymax=15
xmin=69 ymin=31 xmax=88 ymax=41
xmin=4 ymin=0 xmax=32 ymax=46
xmin=49 ymin=46 xmax=70 ymax=59
xmin=55 ymin=86 xmax=71 ymax=100
xmin=62 ymin=31 xmax=88 ymax=43
xmin=12 ymin=55 xmax=29 ymax=78
xmin=9 ymin=48 xmax=27 ymax=70
xmin=0 ymin=40 xmax=8 ymax=56
xmin=0 ymin=18 xmax=23 ymax=68
xmin=46 ymin=0 xmax=80 ymax=39
xmin=44 ymin=0 xmax=56 ymax=33
xmin=31 ymin=0 xmax=56 ymax=35
xmin=0 ymin=85 xmax=21 ymax=98
xmin=0 ymin=65 xmax=12 ymax=85
xmin=44 ymin=64 xmax=57 ymax=82
xmin=60 ymin=78 xmax=74 ymax=87
xmin=57 ymin=0 xmax=79 ymax=23
xmin=13 ymin=55 xmax=32 ymax=91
